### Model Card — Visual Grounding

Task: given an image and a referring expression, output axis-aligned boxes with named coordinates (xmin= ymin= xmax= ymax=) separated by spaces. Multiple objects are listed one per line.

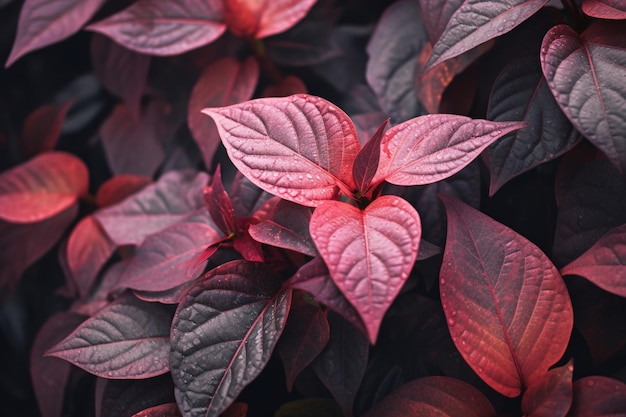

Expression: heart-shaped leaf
xmin=204 ymin=94 xmax=360 ymax=207
xmin=0 ymin=151 xmax=88 ymax=223
xmin=87 ymin=0 xmax=226 ymax=56
xmin=310 ymin=196 xmax=421 ymax=343
xmin=170 ymin=261 xmax=291 ymax=417
xmin=440 ymin=195 xmax=573 ymax=397
xmin=371 ymin=114 xmax=526 ymax=187
xmin=541 ymin=22 xmax=626 ymax=173
xmin=521 ymin=361 xmax=573 ymax=417
xmin=47 ymin=293 xmax=172 ymax=379
xmin=582 ymin=0 xmax=626 ymax=20
xmin=569 ymin=377 xmax=626 ymax=416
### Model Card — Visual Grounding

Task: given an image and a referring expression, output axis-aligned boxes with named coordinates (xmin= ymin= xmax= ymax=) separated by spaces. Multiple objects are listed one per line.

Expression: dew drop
xmin=498 ymin=26 xmax=504 ymax=32
xmin=306 ymin=173 xmax=313 ymax=179
xmin=273 ymin=172 xmax=279 ymax=177
xmin=251 ymin=170 xmax=261 ymax=179
xmin=192 ymin=337 xmax=201 ymax=346
xmin=288 ymin=189 xmax=300 ymax=198
xmin=440 ymin=278 xmax=446 ymax=285
xmin=490 ymin=130 xmax=501 ymax=137
xmin=233 ymin=151 xmax=244 ymax=159
xmin=447 ymin=318 xmax=456 ymax=327
xmin=586 ymin=379 xmax=595 ymax=387
xmin=328 ymin=106 xmax=336 ymax=111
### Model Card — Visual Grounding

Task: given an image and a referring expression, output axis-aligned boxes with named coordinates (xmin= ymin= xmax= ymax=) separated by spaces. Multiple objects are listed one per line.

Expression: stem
xmin=246 ymin=37 xmax=283 ymax=84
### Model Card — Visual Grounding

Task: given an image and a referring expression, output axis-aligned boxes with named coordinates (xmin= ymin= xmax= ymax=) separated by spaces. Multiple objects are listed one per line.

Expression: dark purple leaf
xmin=230 ymin=172 xmax=274 ymax=219
xmin=365 ymin=0 xmax=427 ymax=122
xmin=132 ymin=403 xmax=181 ymax=417
xmin=20 ymin=100 xmax=73 ymax=159
xmin=87 ymin=0 xmax=226 ymax=56
xmin=582 ymin=0 xmax=626 ymax=19
xmin=96 ymin=374 xmax=175 ymax=417
xmin=541 ymin=22 xmax=626 ymax=173
xmin=569 ymin=377 xmax=626 ymax=417
xmin=521 ymin=360 xmax=573 ymax=417
xmin=95 ymin=174 xmax=152 ymax=208
xmin=485 ymin=56 xmax=580 ymax=195
xmin=5 ymin=0 xmax=106 ymax=67
xmin=351 ymin=112 xmax=389 ymax=146
xmin=352 ymin=119 xmax=388 ymax=195
xmin=170 ymin=261 xmax=292 ymax=417
xmin=262 ymin=76 xmax=308 ymax=97
xmin=440 ymin=195 xmax=573 ymax=397
xmin=47 ymin=293 xmax=172 ymax=379
xmin=204 ymin=166 xmax=236 ymax=235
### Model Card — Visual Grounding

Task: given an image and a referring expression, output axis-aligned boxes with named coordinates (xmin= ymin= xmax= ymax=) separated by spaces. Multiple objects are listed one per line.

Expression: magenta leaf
xmin=94 ymin=170 xmax=209 ymax=245
xmin=248 ymin=199 xmax=318 ymax=257
xmin=87 ymin=0 xmax=226 ymax=56
xmin=485 ymin=56 xmax=580 ymax=195
xmin=561 ymin=224 xmax=626 ymax=297
xmin=362 ymin=376 xmax=496 ymax=417
xmin=521 ymin=361 xmax=573 ymax=417
xmin=371 ymin=114 xmax=526 ymax=187
xmin=47 ymin=293 xmax=172 ymax=379
xmin=5 ymin=0 xmax=106 ymax=67
xmin=440 ymin=195 xmax=573 ymax=397
xmin=424 ymin=0 xmax=548 ymax=71
xmin=541 ymin=22 xmax=626 ymax=173
xmin=188 ymin=57 xmax=259 ymax=168
xmin=0 ymin=151 xmax=88 ymax=223
xmin=204 ymin=166 xmax=236 ymax=235
xmin=310 ymin=196 xmax=421 ymax=343
xmin=569 ymin=377 xmax=626 ymax=416
xmin=582 ymin=0 xmax=626 ymax=20
xmin=20 ymin=100 xmax=73 ymax=159
xmin=95 ymin=174 xmax=152 ymax=208
xmin=352 ymin=119 xmax=388 ymax=195
xmin=132 ymin=403 xmax=181 ymax=417
xmin=170 ymin=261 xmax=291 ymax=417
xmin=204 ymin=94 xmax=360 ymax=206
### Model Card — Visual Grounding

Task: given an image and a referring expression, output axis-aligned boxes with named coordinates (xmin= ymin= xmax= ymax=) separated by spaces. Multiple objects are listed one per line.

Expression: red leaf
xmin=221 ymin=403 xmax=248 ymax=417
xmin=132 ymin=403 xmax=181 ymax=417
xmin=87 ymin=0 xmax=226 ymax=56
xmin=188 ymin=57 xmax=259 ymax=168
xmin=222 ymin=0 xmax=317 ymax=39
xmin=95 ymin=174 xmax=152 ymax=208
xmin=521 ymin=361 xmax=573 ymax=417
xmin=352 ymin=119 xmax=388 ymax=195
xmin=561 ymin=224 xmax=626 ymax=297
xmin=310 ymin=196 xmax=421 ymax=343
xmin=362 ymin=376 xmax=496 ymax=417
xmin=439 ymin=195 xmax=574 ymax=397
xmin=569 ymin=377 xmax=626 ymax=416
xmin=582 ymin=0 xmax=626 ymax=19
xmin=20 ymin=101 xmax=73 ymax=159
xmin=371 ymin=114 xmax=526 ymax=187
xmin=0 ymin=151 xmax=87 ymax=223
xmin=47 ymin=293 xmax=172 ymax=379
xmin=233 ymin=227 xmax=265 ymax=262
xmin=204 ymin=94 xmax=360 ymax=207
xmin=5 ymin=0 xmax=106 ymax=67
xmin=204 ymin=165 xmax=236 ymax=235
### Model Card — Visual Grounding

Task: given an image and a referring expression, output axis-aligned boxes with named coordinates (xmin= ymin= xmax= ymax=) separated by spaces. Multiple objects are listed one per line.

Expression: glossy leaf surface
xmin=582 ymin=0 xmax=626 ymax=20
xmin=569 ymin=377 xmax=626 ymax=416
xmin=440 ymin=195 xmax=573 ymax=397
xmin=521 ymin=361 xmax=573 ymax=417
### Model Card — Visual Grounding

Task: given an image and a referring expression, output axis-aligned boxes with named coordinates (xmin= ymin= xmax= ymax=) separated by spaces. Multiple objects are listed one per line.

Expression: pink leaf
xmin=582 ymin=0 xmax=626 ymax=19
xmin=5 ymin=0 xmax=106 ymax=67
xmin=0 ymin=151 xmax=88 ymax=223
xmin=569 ymin=377 xmax=626 ymax=416
xmin=521 ymin=360 xmax=573 ymax=417
xmin=204 ymin=165 xmax=236 ymax=235
xmin=20 ymin=100 xmax=73 ymax=158
xmin=95 ymin=174 xmax=152 ymax=208
xmin=188 ymin=57 xmax=259 ymax=168
xmin=372 ymin=114 xmax=526 ymax=187
xmin=352 ymin=119 xmax=388 ymax=195
xmin=132 ymin=403 xmax=181 ymax=417
xmin=310 ymin=196 xmax=421 ymax=343
xmin=204 ymin=94 xmax=360 ymax=207
xmin=440 ymin=195 xmax=574 ymax=397
xmin=86 ymin=0 xmax=226 ymax=56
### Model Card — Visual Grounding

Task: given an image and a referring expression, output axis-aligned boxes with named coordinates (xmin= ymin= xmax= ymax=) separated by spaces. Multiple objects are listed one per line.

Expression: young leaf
xmin=541 ymin=22 xmax=626 ymax=173
xmin=361 ymin=376 xmax=496 ymax=417
xmin=170 ymin=261 xmax=292 ymax=417
xmin=5 ymin=0 xmax=106 ymax=67
xmin=132 ymin=403 xmax=181 ymax=417
xmin=0 ymin=151 xmax=88 ymax=223
xmin=20 ymin=100 xmax=73 ymax=159
xmin=204 ymin=94 xmax=360 ymax=207
xmin=521 ymin=361 xmax=573 ymax=417
xmin=582 ymin=0 xmax=626 ymax=20
xmin=310 ymin=196 xmax=421 ymax=343
xmin=47 ymin=293 xmax=173 ymax=379
xmin=204 ymin=166 xmax=236 ymax=235
xmin=87 ymin=0 xmax=226 ymax=56
xmin=568 ymin=377 xmax=626 ymax=416
xmin=424 ymin=0 xmax=548 ymax=71
xmin=371 ymin=114 xmax=526 ymax=187
xmin=440 ymin=195 xmax=573 ymax=397
xmin=352 ymin=119 xmax=388 ymax=195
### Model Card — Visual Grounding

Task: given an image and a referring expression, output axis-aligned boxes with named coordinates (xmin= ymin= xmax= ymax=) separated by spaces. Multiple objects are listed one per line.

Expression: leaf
xmin=275 ymin=398 xmax=342 ymax=417
xmin=521 ymin=361 xmax=573 ymax=417
xmin=417 ymin=0 xmax=463 ymax=44
xmin=310 ymin=196 xmax=421 ymax=343
xmin=248 ymin=199 xmax=318 ymax=257
xmin=361 ymin=376 xmax=496 ymax=417
xmin=95 ymin=174 xmax=152 ymax=208
xmin=371 ymin=114 xmax=526 ymax=187
xmin=439 ymin=195 xmax=574 ymax=397
xmin=20 ymin=100 xmax=73 ymax=159
xmin=188 ymin=57 xmax=259 ymax=168
xmin=561 ymin=224 xmax=626 ymax=297
xmin=170 ymin=261 xmax=292 ymax=417
xmin=222 ymin=0 xmax=317 ymax=39
xmin=0 ymin=151 xmax=88 ymax=223
xmin=582 ymin=0 xmax=626 ymax=20
xmin=424 ymin=0 xmax=548 ymax=71
xmin=96 ymin=374 xmax=175 ymax=417
xmin=132 ymin=403 xmax=181 ymax=417
xmin=485 ymin=56 xmax=580 ymax=195
xmin=541 ymin=22 xmax=626 ymax=173
xmin=204 ymin=166 xmax=236 ymax=235
xmin=87 ymin=0 xmax=226 ymax=56
xmin=365 ymin=0 xmax=428 ymax=122
xmin=5 ymin=0 xmax=106 ymax=67
xmin=204 ymin=94 xmax=360 ymax=207
xmin=94 ymin=170 xmax=209 ymax=246
xmin=47 ymin=294 xmax=172 ymax=379
xmin=230 ymin=172 xmax=274 ymax=219
xmin=352 ymin=119 xmax=388 ymax=195
xmin=568 ymin=377 xmax=626 ymax=417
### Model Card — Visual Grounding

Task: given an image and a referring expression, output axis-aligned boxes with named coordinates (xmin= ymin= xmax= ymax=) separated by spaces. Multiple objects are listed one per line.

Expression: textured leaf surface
xmin=20 ymin=101 xmax=73 ymax=158
xmin=204 ymin=94 xmax=360 ymax=207
xmin=372 ymin=114 xmax=525 ymax=187
xmin=170 ymin=261 xmax=291 ymax=417
xmin=222 ymin=0 xmax=317 ymax=38
xmin=47 ymin=294 xmax=172 ymax=378
xmin=87 ymin=0 xmax=226 ymax=56
xmin=0 ymin=151 xmax=87 ymax=223
xmin=521 ymin=361 xmax=573 ymax=417
xmin=6 ymin=0 xmax=106 ymax=66
xmin=310 ymin=196 xmax=421 ymax=343
xmin=425 ymin=0 xmax=548 ymax=71
xmin=541 ymin=22 xmax=626 ymax=173
xmin=440 ymin=195 xmax=573 ymax=397
xmin=418 ymin=0 xmax=462 ymax=44
xmin=582 ymin=0 xmax=626 ymax=20
xmin=362 ymin=376 xmax=496 ymax=417
xmin=569 ymin=377 xmax=626 ymax=417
